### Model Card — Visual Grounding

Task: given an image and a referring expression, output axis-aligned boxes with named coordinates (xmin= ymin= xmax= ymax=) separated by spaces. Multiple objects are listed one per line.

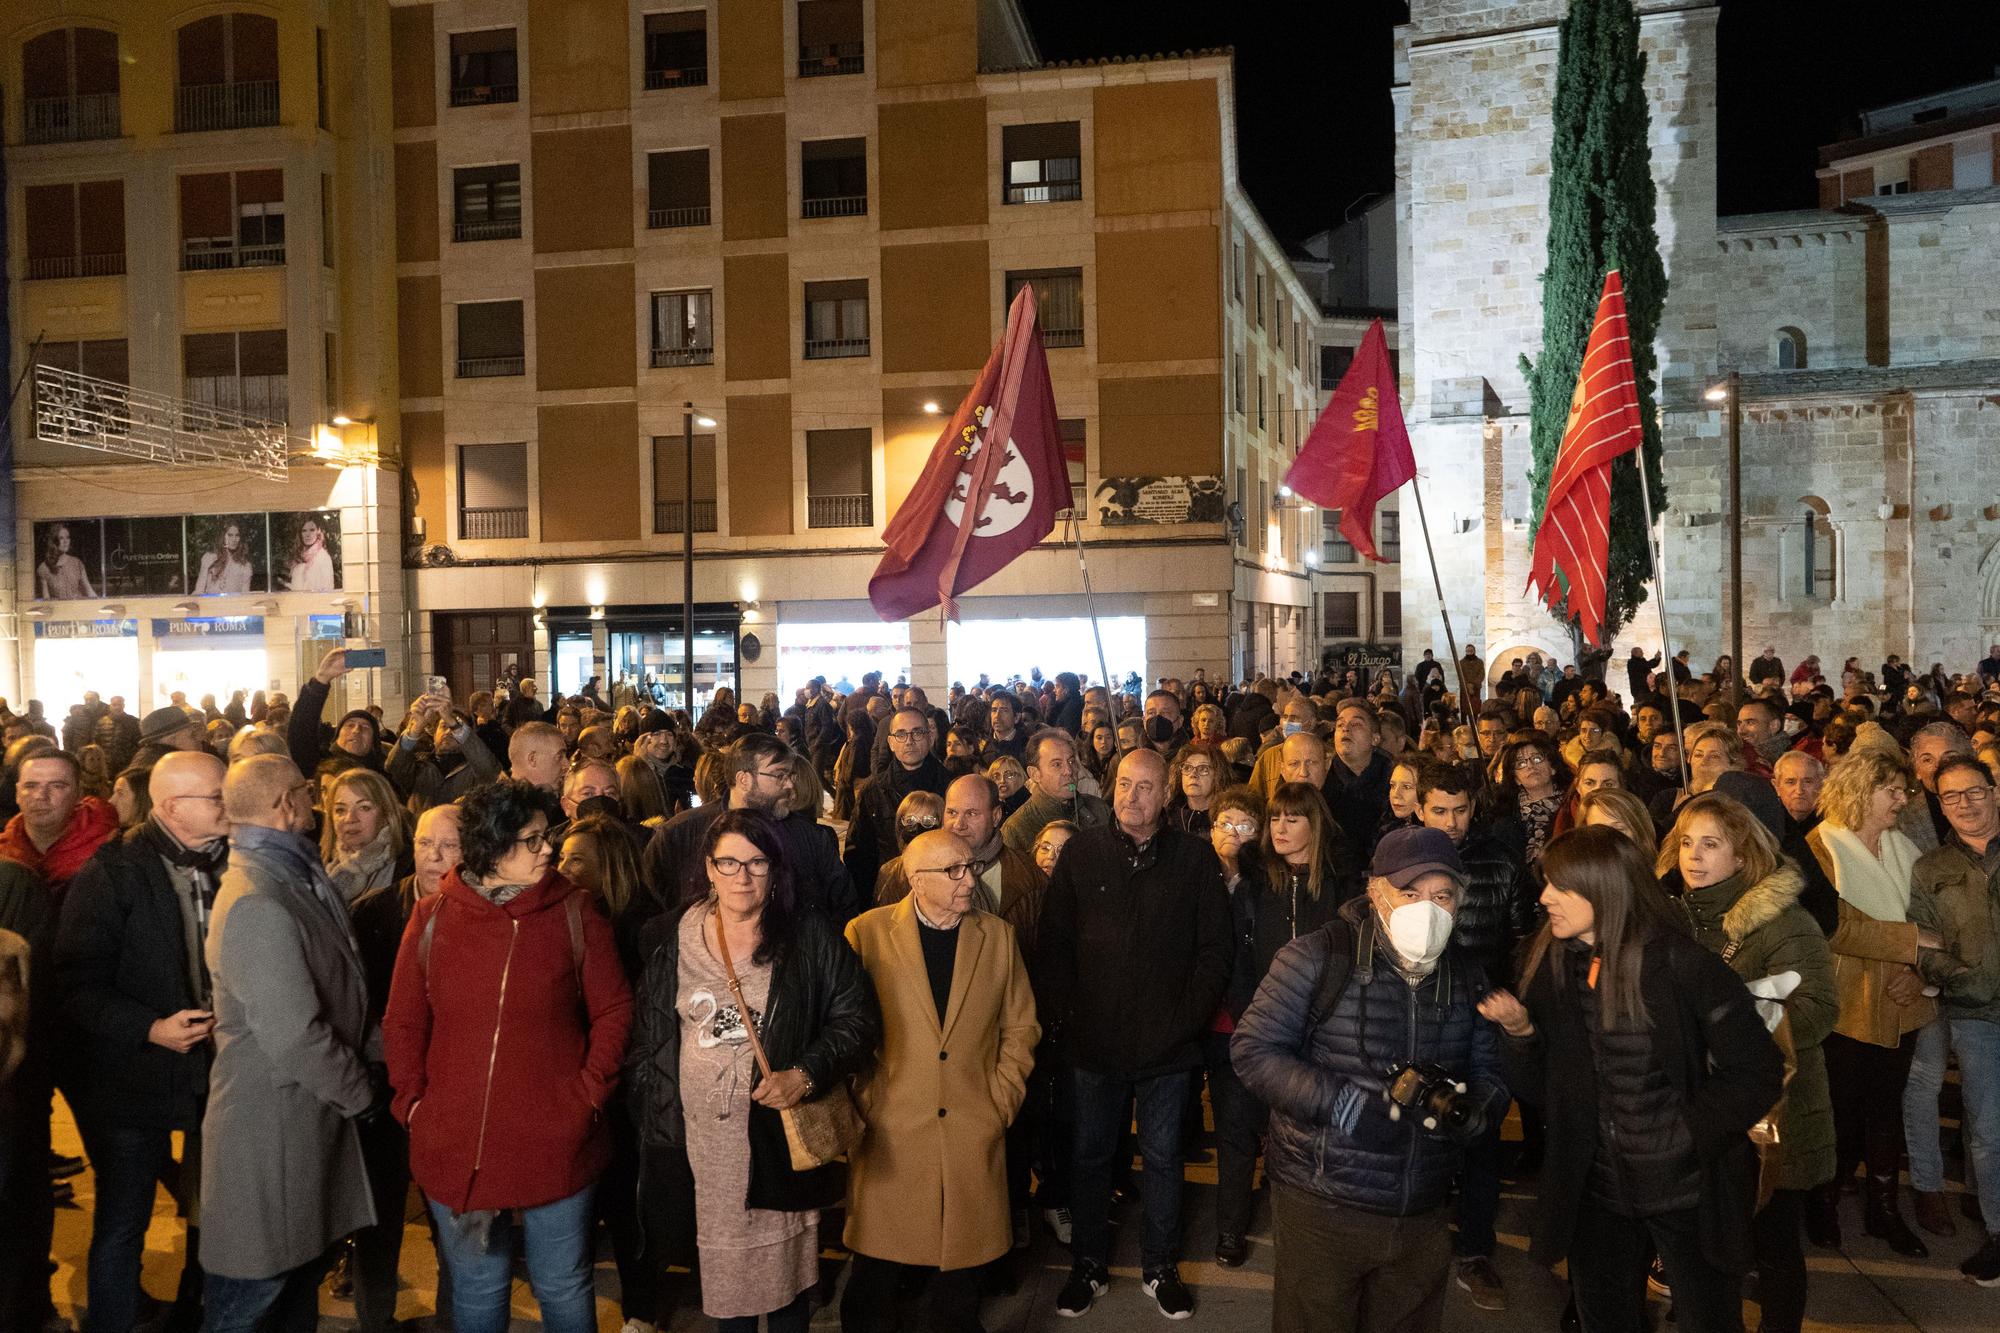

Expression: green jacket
xmin=1679 ymin=863 xmax=1839 ymax=1191
xmin=1909 ymin=838 xmax=2000 ymax=1023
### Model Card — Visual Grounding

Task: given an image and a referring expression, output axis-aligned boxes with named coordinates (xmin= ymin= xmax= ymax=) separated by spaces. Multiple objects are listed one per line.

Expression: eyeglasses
xmin=1181 ymin=764 xmax=1216 ymax=779
xmin=1938 ymin=786 xmax=1995 ymax=808
xmin=709 ymin=855 xmax=773 ymax=879
xmin=414 ymin=837 xmax=461 ymax=855
xmin=888 ymin=728 xmax=928 ymax=743
xmin=900 ymin=813 xmax=940 ymax=830
xmin=1216 ymin=818 xmax=1259 ymax=837
xmin=1514 ymin=753 xmax=1550 ymax=769
xmin=514 ymin=829 xmax=554 ymax=852
xmin=914 ymin=860 xmax=986 ymax=883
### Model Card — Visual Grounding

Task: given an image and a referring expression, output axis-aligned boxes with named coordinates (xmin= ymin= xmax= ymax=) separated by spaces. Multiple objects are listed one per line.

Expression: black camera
xmin=1382 ymin=1061 xmax=1483 ymax=1136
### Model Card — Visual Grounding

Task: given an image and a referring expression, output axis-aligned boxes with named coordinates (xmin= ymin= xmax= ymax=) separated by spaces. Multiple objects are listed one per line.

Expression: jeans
xmin=717 ymin=1289 xmax=810 ymax=1332
xmin=1271 ymin=1184 xmax=1450 ymax=1333
xmin=1951 ymin=1017 xmax=2000 ymax=1234
xmin=429 ymin=1183 xmax=598 ymax=1333
xmin=1452 ymin=1111 xmax=1504 ymax=1259
xmin=1567 ymin=1203 xmax=1741 ymax=1333
xmin=79 ymin=1119 xmax=203 ymax=1333
xmin=201 ymin=1254 xmax=328 ymax=1333
xmin=1071 ymin=1066 xmax=1190 ymax=1270
xmin=1903 ymin=1021 xmax=1950 ymax=1193
xmin=1202 ymin=1031 xmax=1264 ymax=1239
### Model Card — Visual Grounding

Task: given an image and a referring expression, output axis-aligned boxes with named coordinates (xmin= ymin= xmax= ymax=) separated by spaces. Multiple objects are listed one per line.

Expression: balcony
xmin=175 ymin=80 xmax=279 ymax=133
xmin=648 ymin=205 xmax=711 ymax=230
xmin=645 ymin=66 xmax=708 ymax=90
xmin=1005 ymin=174 xmax=1082 ymax=206
xmin=807 ymin=493 xmax=871 ymax=529
xmin=181 ymin=240 xmax=285 ymax=272
xmin=453 ymin=217 xmax=521 ymax=243
xmin=804 ymin=336 xmax=869 ymax=360
xmin=25 ymin=92 xmax=120 ymax=144
xmin=1042 ymin=325 xmax=1083 ymax=349
xmin=798 ymin=43 xmax=864 ymax=77
xmin=460 ymin=506 xmax=528 ymax=540
xmin=184 ymin=374 xmax=288 ymax=425
xmin=449 ymin=82 xmax=518 ymax=107
xmin=802 ymin=195 xmax=865 ymax=219
xmin=650 ymin=345 xmax=714 ymax=368
xmin=26 ymin=253 xmax=125 ymax=281
xmin=457 ymin=355 xmax=525 ymax=378
xmin=653 ymin=499 xmax=718 ymax=534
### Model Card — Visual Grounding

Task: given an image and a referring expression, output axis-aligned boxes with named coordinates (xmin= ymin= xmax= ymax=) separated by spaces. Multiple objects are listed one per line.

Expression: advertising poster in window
xmin=103 ymin=517 xmax=190 ymax=596
xmin=31 ymin=519 xmax=105 ymax=600
xmin=271 ymin=511 xmax=342 ymax=592
xmin=188 ymin=514 xmax=271 ymax=595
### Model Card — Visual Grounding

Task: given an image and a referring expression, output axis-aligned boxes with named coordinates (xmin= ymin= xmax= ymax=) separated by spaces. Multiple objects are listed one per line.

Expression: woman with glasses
xmin=1800 ymin=748 xmax=1939 ymax=1256
xmin=1168 ymin=741 xmax=1228 ymax=837
xmin=382 ymin=779 xmax=635 ymax=1333
xmin=627 ymin=811 xmax=881 ymax=1333
xmin=1494 ymin=736 xmax=1571 ymax=872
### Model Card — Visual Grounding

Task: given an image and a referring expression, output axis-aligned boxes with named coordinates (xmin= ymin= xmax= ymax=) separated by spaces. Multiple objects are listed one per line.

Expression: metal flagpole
xmin=1065 ymin=507 xmax=1112 ymax=692
xmin=1636 ymin=457 xmax=1692 ymax=789
xmin=1408 ymin=478 xmax=1475 ymax=732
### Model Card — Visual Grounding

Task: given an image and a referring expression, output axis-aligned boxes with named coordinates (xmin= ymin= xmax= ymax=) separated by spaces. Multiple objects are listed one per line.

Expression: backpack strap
xmin=1296 ymin=918 xmax=1357 ymax=1055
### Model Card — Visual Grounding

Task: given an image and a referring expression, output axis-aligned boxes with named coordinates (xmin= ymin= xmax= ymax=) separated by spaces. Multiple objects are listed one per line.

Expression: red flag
xmin=1524 ymin=270 xmax=1646 ymax=648
xmin=869 ymin=285 xmax=1067 ymax=622
xmin=1281 ymin=319 xmax=1413 ymax=561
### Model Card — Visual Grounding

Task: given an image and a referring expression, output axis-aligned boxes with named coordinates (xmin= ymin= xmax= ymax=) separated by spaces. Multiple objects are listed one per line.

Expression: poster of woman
xmin=32 ymin=520 xmax=103 ymax=600
xmin=272 ymin=511 xmax=342 ymax=592
xmin=188 ymin=514 xmax=269 ymax=595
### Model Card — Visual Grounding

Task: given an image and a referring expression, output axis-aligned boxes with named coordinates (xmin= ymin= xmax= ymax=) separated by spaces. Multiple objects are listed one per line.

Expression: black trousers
xmin=1567 ymin=1202 xmax=1741 ymax=1333
xmin=0 ymin=1081 xmax=55 ymax=1332
xmin=596 ymin=1101 xmax=659 ymax=1325
xmin=1823 ymin=1030 xmax=1915 ymax=1182
xmin=1203 ymin=1031 xmax=1264 ymax=1239
xmin=838 ymin=1252 xmax=983 ymax=1332
xmin=351 ymin=1107 xmax=411 ymax=1333
xmin=1752 ymin=1190 xmax=1807 ymax=1333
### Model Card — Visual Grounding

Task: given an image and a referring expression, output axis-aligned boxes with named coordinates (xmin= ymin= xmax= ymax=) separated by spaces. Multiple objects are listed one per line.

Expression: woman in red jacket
xmin=382 ymin=779 xmax=633 ymax=1333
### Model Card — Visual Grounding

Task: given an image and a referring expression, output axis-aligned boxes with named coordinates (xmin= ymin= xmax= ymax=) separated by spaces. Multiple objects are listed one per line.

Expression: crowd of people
xmin=2 ymin=637 xmax=2000 ymax=1333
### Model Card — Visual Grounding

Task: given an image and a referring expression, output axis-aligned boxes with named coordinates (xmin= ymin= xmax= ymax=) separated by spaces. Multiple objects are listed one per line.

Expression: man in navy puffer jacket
xmin=1233 ymin=827 xmax=1507 ymax=1333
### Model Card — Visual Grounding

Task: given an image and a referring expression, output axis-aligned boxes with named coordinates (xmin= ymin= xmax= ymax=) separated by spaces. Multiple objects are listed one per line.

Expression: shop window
xmin=1006 ymin=269 xmax=1083 ymax=347
xmin=648 ymin=150 xmax=712 ymax=229
xmin=806 ymin=428 xmax=873 ymax=528
xmin=651 ymin=289 xmax=714 ymax=367
xmin=645 ymin=11 xmax=708 ymax=89
xmin=797 ymin=0 xmax=863 ymax=78
xmin=801 ymin=139 xmax=866 ymax=218
xmin=1324 ymin=591 xmax=1361 ymax=638
xmin=449 ymin=29 xmax=518 ymax=106
xmin=456 ymin=301 xmax=525 ymax=378
xmin=459 ymin=442 xmax=529 ymax=540
xmin=184 ymin=329 xmax=288 ymax=423
xmin=653 ymin=433 xmax=718 ymax=533
xmin=23 ymin=27 xmax=121 ymax=143
xmin=179 ymin=169 xmax=284 ymax=270
xmin=804 ymin=280 xmax=869 ymax=359
xmin=175 ymin=12 xmax=279 ymax=132
xmin=1002 ymin=122 xmax=1082 ymax=204
xmin=24 ymin=181 xmax=125 ymax=281
xmin=453 ymin=164 xmax=521 ymax=242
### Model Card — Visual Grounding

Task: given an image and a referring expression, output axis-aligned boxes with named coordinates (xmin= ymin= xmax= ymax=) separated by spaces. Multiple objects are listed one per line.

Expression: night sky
xmin=1018 ymin=0 xmax=2000 ymax=249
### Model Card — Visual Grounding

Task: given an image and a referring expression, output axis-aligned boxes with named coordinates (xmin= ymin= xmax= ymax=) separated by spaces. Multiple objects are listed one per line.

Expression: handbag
xmin=711 ymin=911 xmax=865 ymax=1171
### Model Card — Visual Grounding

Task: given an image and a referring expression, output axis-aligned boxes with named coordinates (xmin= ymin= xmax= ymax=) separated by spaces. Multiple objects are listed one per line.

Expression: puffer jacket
xmin=1231 ymin=898 xmax=1506 ymax=1217
xmin=1675 ymin=863 xmax=1839 ymax=1191
xmin=626 ymin=903 xmax=881 ymax=1212
xmin=1450 ymin=829 xmax=1536 ymax=987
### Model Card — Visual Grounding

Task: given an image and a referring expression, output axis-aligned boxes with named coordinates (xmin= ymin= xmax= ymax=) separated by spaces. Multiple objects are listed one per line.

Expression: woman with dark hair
xmin=833 ymin=709 xmax=876 ymax=824
xmin=1478 ymin=827 xmax=1783 ymax=1333
xmin=627 ymin=811 xmax=882 ymax=1332
xmin=1167 ymin=740 xmax=1227 ymax=837
xmin=1082 ymin=721 xmax=1119 ymax=793
xmin=1493 ymin=735 xmax=1572 ymax=870
xmin=1250 ymin=782 xmax=1362 ymax=981
xmin=1379 ymin=758 xmax=1422 ymax=843
xmin=109 ymin=766 xmax=152 ymax=830
xmin=382 ymin=779 xmax=634 ymax=1333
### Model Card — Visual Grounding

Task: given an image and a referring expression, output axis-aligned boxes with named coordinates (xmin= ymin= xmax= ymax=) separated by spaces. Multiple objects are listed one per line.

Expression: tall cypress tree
xmin=1521 ymin=0 xmax=1668 ymax=642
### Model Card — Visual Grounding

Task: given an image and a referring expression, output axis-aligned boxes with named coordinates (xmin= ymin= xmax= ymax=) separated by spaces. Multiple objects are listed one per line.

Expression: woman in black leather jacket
xmin=626 ymin=810 xmax=881 ymax=1332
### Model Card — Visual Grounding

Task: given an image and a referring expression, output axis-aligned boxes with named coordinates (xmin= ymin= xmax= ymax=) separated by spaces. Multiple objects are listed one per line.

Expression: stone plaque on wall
xmin=1094 ymin=475 xmax=1227 ymax=526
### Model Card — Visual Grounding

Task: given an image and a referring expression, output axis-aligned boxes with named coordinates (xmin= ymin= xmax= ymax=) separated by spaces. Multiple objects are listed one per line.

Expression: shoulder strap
xmin=711 ymin=910 xmax=778 ymax=1082
xmin=1296 ymin=919 xmax=1357 ymax=1055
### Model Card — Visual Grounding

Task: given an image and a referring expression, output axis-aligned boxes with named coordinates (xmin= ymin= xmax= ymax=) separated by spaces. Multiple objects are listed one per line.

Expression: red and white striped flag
xmin=1524 ymin=270 xmax=1645 ymax=647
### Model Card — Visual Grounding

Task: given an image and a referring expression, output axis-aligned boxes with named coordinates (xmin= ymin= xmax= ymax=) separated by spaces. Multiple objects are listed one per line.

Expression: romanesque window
xmin=1775 ymin=327 xmax=1807 ymax=371
xmin=1800 ymin=500 xmax=1835 ymax=601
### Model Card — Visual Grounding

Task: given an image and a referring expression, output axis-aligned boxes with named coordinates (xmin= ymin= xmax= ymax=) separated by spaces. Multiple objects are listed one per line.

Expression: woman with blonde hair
xmin=320 ymin=767 xmax=412 ymax=903
xmin=783 ymin=751 xmax=825 ymax=820
xmin=1578 ymin=787 xmax=1658 ymax=858
xmin=1800 ymin=747 xmax=1937 ymax=1256
xmin=615 ymin=754 xmax=671 ymax=827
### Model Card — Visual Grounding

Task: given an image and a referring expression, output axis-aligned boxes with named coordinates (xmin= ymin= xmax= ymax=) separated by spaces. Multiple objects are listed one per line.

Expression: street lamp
xmin=1705 ymin=371 xmax=1743 ymax=704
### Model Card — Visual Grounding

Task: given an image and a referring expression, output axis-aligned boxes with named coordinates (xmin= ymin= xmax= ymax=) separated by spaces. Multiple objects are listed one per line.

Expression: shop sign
xmin=1094 ymin=475 xmax=1228 ymax=526
xmin=153 ymin=616 xmax=266 ymax=638
xmin=33 ymin=618 xmax=138 ymax=639
xmin=1327 ymin=643 xmax=1404 ymax=670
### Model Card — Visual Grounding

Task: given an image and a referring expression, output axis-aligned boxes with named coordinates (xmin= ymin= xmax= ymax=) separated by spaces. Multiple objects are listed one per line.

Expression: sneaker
xmin=619 ymin=1322 xmax=659 ymax=1333
xmin=1056 ymin=1261 xmax=1108 ymax=1318
xmin=1962 ymin=1233 xmax=2000 ymax=1287
xmin=1043 ymin=1206 xmax=1074 ymax=1246
xmin=1455 ymin=1256 xmax=1506 ymax=1311
xmin=1215 ymin=1232 xmax=1248 ymax=1268
xmin=1141 ymin=1266 xmax=1194 ymax=1320
xmin=1646 ymin=1254 xmax=1671 ymax=1298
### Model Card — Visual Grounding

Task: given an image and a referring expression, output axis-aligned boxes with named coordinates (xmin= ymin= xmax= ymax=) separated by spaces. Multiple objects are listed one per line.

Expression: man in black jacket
xmin=844 ymin=706 xmax=948 ymax=899
xmin=287 ymin=649 xmax=389 ymax=786
xmin=56 ymin=751 xmax=229 ymax=1333
xmin=1038 ymin=747 xmax=1230 ymax=1320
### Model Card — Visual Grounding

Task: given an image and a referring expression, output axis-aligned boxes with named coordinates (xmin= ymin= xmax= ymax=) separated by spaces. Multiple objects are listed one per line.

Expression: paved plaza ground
xmin=48 ymin=1097 xmax=1997 ymax=1332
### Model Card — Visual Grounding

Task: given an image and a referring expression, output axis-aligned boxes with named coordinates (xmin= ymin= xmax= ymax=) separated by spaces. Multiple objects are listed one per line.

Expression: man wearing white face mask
xmin=1232 ymin=826 xmax=1508 ymax=1333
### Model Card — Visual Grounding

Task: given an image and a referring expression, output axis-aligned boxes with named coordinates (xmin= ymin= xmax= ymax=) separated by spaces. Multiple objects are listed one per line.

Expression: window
xmin=34 ymin=339 xmax=130 ymax=432
xmin=1875 ymin=159 xmax=1910 ymax=195
xmin=1233 ymin=353 xmax=1245 ymax=415
xmin=23 ymin=27 xmax=120 ymax=143
xmin=320 ymin=174 xmax=334 ymax=265
xmin=24 ymin=181 xmax=124 ymax=281
xmin=646 ymin=150 xmax=711 ymax=229
xmin=806 ymin=428 xmax=873 ymax=528
xmin=1323 ymin=509 xmax=1357 ymax=564
xmin=644 ymin=11 xmax=708 ymax=89
xmin=1321 ymin=344 xmax=1354 ymax=390
xmin=174 ymin=13 xmax=279 ymax=132
xmin=1257 ymin=480 xmax=1269 ymax=553
xmin=1802 ymin=507 xmax=1835 ymax=600
xmin=1255 ymin=269 xmax=1265 ymax=327
xmin=797 ymin=0 xmax=863 ymax=78
xmin=450 ymin=29 xmax=518 ymax=106
xmin=183 ymin=330 xmax=288 ymax=423
xmin=650 ymin=289 xmax=714 ymax=366
xmin=1058 ymin=418 xmax=1086 ymax=513
xmin=652 ymin=433 xmax=718 ymax=533
xmin=179 ymin=170 xmax=284 ymax=270
xmin=1377 ymin=509 xmax=1401 ymax=562
xmin=804 ymin=280 xmax=869 ymax=359
xmin=1954 ymin=137 xmax=1995 ymax=190
xmin=1774 ymin=326 xmax=1806 ymax=371
xmin=1001 ymin=123 xmax=1081 ymax=204
xmin=1257 ymin=373 xmax=1267 ymax=432
xmin=1381 ymin=591 xmax=1402 ymax=638
xmin=1234 ymin=466 xmax=1248 ymax=546
xmin=452 ymin=164 xmax=522 ymax=242
xmin=1006 ymin=269 xmax=1083 ymax=347
xmin=801 ymin=139 xmax=866 ymax=218
xmin=458 ymin=443 xmax=529 ymax=540
xmin=1324 ymin=591 xmax=1361 ymax=639
xmin=1232 ymin=240 xmax=1245 ymax=302
xmin=322 ymin=332 xmax=337 ymax=424
xmin=1293 ymin=320 xmax=1302 ymax=369
xmin=456 ymin=301 xmax=525 ymax=377
xmin=315 ymin=28 xmax=329 ymax=130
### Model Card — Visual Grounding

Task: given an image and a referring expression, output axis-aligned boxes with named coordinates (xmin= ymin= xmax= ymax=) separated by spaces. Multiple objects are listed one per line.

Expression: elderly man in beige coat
xmin=841 ymin=829 xmax=1039 ymax=1333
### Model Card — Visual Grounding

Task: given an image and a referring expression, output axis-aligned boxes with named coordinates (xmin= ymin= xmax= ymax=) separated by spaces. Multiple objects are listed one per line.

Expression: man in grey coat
xmin=200 ymin=754 xmax=379 ymax=1331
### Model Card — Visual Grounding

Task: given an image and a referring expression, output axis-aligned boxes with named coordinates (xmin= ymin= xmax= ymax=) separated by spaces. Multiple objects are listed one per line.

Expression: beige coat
xmin=842 ymin=897 xmax=1039 ymax=1271
xmin=1807 ymin=825 xmax=1937 ymax=1046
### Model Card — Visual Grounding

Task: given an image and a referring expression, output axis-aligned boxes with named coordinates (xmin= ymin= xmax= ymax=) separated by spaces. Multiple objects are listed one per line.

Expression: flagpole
xmin=1636 ymin=456 xmax=1692 ymax=790
xmin=1065 ymin=508 xmax=1113 ymax=692
xmin=1408 ymin=477 xmax=1475 ymax=733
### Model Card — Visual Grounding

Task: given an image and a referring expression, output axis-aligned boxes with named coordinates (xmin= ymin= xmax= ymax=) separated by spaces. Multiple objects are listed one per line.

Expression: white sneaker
xmin=620 ymin=1321 xmax=658 ymax=1333
xmin=1043 ymin=1205 xmax=1074 ymax=1245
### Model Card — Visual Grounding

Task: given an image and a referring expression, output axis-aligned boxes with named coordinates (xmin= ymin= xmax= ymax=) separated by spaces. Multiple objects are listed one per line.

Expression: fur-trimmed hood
xmin=1679 ymin=861 xmax=1806 ymax=944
